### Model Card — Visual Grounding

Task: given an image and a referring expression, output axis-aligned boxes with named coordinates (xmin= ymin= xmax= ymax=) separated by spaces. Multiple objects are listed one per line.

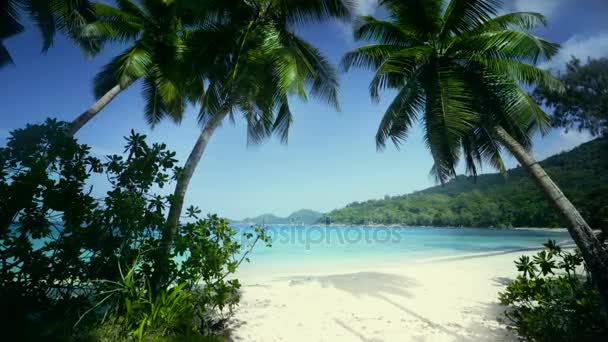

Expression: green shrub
xmin=0 ymin=120 xmax=270 ymax=340
xmin=499 ymin=241 xmax=608 ymax=341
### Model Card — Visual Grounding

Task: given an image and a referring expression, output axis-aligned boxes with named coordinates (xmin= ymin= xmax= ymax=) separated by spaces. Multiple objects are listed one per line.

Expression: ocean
xmin=233 ymin=225 xmax=572 ymax=277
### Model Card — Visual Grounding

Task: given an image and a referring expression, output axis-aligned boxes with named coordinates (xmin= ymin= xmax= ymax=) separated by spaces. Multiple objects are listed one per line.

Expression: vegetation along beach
xmin=1 ymin=0 xmax=607 ymax=341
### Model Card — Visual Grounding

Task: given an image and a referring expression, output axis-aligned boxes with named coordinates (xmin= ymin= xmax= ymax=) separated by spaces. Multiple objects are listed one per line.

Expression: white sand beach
xmin=228 ymin=250 xmax=536 ymax=342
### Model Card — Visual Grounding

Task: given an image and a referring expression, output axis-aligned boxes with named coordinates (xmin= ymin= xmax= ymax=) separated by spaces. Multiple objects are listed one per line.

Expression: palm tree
xmin=67 ymin=0 xmax=221 ymax=135
xmin=159 ymin=0 xmax=353 ymax=282
xmin=1 ymin=0 xmax=97 ymax=69
xmin=342 ymin=0 xmax=608 ymax=306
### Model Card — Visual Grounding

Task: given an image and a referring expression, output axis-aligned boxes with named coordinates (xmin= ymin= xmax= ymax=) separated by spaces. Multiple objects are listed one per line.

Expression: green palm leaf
xmin=273 ymin=98 xmax=293 ymax=143
xmin=341 ymin=44 xmax=404 ymax=72
xmin=276 ymin=0 xmax=354 ymax=24
xmin=286 ymin=33 xmax=340 ymax=110
xmin=25 ymin=0 xmax=56 ymax=52
xmin=0 ymin=42 xmax=14 ymax=68
xmin=470 ymin=12 xmax=548 ymax=32
xmin=376 ymin=77 xmax=423 ymax=149
xmin=441 ymin=0 xmax=500 ymax=36
xmin=424 ymin=65 xmax=477 ymax=183
xmin=354 ymin=16 xmax=421 ymax=45
xmin=379 ymin=0 xmax=443 ymax=36
xmin=452 ymin=29 xmax=559 ymax=64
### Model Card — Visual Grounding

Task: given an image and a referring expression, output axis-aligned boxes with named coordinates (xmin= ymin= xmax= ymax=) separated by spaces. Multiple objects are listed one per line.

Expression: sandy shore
xmin=227 ymin=250 xmax=537 ymax=342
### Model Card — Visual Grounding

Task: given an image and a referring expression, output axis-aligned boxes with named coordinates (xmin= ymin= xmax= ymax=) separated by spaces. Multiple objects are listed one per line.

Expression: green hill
xmin=324 ymin=138 xmax=608 ymax=228
xmin=240 ymin=209 xmax=324 ymax=225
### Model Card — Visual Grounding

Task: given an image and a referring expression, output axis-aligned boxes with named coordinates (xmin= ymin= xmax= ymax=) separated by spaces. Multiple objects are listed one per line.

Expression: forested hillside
xmin=325 ymin=138 xmax=608 ymax=228
xmin=239 ymin=209 xmax=324 ymax=225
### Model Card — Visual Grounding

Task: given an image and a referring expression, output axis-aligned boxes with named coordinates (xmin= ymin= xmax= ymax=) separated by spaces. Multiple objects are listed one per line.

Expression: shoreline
xmin=229 ymin=249 xmax=536 ymax=341
xmin=235 ymin=222 xmax=570 ymax=231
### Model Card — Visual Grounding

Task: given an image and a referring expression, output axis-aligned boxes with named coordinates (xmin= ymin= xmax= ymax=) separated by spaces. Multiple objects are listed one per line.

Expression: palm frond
xmin=80 ymin=3 xmax=143 ymax=44
xmin=142 ymin=76 xmax=169 ymax=127
xmin=273 ymin=98 xmax=293 ymax=144
xmin=424 ymin=64 xmax=477 ymax=183
xmin=0 ymin=41 xmax=14 ymax=68
xmin=0 ymin=0 xmax=24 ymax=40
xmin=469 ymin=12 xmax=547 ymax=33
xmin=452 ymin=30 xmax=560 ymax=64
xmin=354 ymin=16 xmax=421 ymax=45
xmin=275 ymin=0 xmax=354 ymax=25
xmin=461 ymin=127 xmax=507 ymax=176
xmin=368 ymin=46 xmax=433 ymax=101
xmin=341 ymin=44 xmax=402 ymax=72
xmin=376 ymin=46 xmax=434 ymax=74
xmin=286 ymin=33 xmax=340 ymax=110
xmin=441 ymin=0 xmax=501 ymax=37
xmin=474 ymin=57 xmax=563 ymax=91
xmin=50 ymin=0 xmax=100 ymax=55
xmin=378 ymin=0 xmax=443 ymax=36
xmin=376 ymin=78 xmax=423 ymax=149
xmin=26 ymin=0 xmax=56 ymax=52
xmin=499 ymin=81 xmax=551 ymax=138
xmin=93 ymin=43 xmax=150 ymax=98
xmin=115 ymin=0 xmax=146 ymax=19
xmin=199 ymin=81 xmax=230 ymax=126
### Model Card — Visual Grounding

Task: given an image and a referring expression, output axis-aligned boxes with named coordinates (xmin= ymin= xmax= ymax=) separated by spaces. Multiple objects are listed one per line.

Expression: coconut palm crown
xmin=342 ymin=0 xmax=563 ymax=183
xmin=1 ymin=0 xmax=98 ymax=68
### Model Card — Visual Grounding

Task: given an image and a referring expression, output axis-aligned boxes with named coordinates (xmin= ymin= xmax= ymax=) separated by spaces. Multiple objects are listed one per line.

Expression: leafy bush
xmin=499 ymin=241 xmax=608 ymax=341
xmin=0 ymin=119 xmax=270 ymax=340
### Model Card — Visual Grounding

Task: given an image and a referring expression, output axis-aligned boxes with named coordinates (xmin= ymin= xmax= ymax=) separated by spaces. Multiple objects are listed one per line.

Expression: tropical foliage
xmin=342 ymin=0 xmax=561 ymax=183
xmin=534 ymin=57 xmax=608 ymax=137
xmin=0 ymin=120 xmax=270 ymax=340
xmin=0 ymin=0 xmax=97 ymax=68
xmin=164 ymin=0 xmax=353 ymax=240
xmin=68 ymin=0 xmax=216 ymax=134
xmin=499 ymin=241 xmax=608 ymax=341
xmin=325 ymin=137 xmax=608 ymax=228
xmin=240 ymin=209 xmax=324 ymax=225
xmin=342 ymin=0 xmax=608 ymax=311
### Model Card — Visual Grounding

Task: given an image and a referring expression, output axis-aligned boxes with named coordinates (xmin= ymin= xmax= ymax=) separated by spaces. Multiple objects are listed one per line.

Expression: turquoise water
xmin=234 ymin=225 xmax=572 ymax=275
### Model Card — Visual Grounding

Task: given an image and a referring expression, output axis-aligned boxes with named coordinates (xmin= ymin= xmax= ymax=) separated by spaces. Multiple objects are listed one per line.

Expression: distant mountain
xmin=239 ymin=209 xmax=324 ymax=225
xmin=324 ymin=138 xmax=608 ymax=229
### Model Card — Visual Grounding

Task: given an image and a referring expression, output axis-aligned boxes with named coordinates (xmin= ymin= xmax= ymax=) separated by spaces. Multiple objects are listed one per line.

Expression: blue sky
xmin=1 ymin=0 xmax=607 ymax=219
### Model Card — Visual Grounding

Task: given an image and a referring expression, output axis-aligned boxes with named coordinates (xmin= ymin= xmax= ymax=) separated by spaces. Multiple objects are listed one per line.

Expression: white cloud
xmin=333 ymin=1 xmax=379 ymax=44
xmin=353 ymin=0 xmax=378 ymax=16
xmin=558 ymin=130 xmax=593 ymax=146
xmin=541 ymin=32 xmax=608 ymax=71
xmin=512 ymin=0 xmax=571 ymax=18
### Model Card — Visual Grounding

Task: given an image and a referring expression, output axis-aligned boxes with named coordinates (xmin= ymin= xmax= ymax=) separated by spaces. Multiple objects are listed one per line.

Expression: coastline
xmin=237 ymin=222 xmax=569 ymax=231
xmin=229 ymin=249 xmax=537 ymax=341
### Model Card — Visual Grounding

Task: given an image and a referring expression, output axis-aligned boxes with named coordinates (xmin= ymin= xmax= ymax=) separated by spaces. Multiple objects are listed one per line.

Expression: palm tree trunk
xmin=153 ymin=111 xmax=228 ymax=289
xmin=67 ymin=81 xmax=133 ymax=136
xmin=493 ymin=125 xmax=608 ymax=308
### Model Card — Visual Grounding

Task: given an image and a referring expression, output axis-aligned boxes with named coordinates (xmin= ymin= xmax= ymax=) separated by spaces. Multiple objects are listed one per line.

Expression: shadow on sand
xmin=284 ymin=271 xmax=518 ymax=342
xmin=284 ymin=272 xmax=418 ymax=298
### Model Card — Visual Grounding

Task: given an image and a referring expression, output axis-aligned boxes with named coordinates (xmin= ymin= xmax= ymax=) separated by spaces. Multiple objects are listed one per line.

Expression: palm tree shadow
xmin=377 ymin=294 xmax=464 ymax=339
xmin=333 ymin=318 xmax=383 ymax=342
xmin=284 ymin=272 xmax=463 ymax=339
xmin=283 ymin=272 xmax=417 ymax=298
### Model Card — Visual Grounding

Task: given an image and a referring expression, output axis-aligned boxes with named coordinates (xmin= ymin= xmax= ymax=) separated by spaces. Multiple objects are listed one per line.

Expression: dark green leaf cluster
xmin=343 ymin=0 xmax=562 ymax=183
xmin=78 ymin=0 xmax=351 ymax=141
xmin=534 ymin=57 xmax=608 ymax=137
xmin=0 ymin=120 xmax=270 ymax=340
xmin=1 ymin=0 xmax=98 ymax=68
xmin=325 ymin=137 xmax=608 ymax=228
xmin=499 ymin=241 xmax=608 ymax=341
